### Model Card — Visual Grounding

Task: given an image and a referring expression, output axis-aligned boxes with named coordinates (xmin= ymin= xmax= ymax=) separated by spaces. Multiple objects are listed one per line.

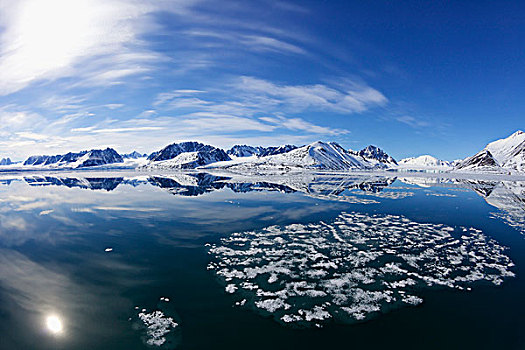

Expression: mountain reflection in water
xmin=0 ymin=172 xmax=520 ymax=234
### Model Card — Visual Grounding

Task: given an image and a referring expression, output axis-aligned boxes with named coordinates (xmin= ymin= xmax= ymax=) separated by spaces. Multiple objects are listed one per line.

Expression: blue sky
xmin=0 ymin=0 xmax=523 ymax=161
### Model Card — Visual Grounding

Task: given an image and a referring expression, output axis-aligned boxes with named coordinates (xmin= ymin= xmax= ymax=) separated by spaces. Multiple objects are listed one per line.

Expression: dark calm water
xmin=0 ymin=172 xmax=524 ymax=349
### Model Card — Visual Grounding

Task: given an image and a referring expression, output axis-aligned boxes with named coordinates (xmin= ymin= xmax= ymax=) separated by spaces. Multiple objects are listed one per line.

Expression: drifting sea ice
xmin=134 ymin=308 xmax=179 ymax=348
xmin=207 ymin=211 xmax=515 ymax=327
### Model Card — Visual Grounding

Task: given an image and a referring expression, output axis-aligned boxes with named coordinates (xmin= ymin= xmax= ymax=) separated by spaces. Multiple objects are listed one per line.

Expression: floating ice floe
xmin=425 ymin=193 xmax=458 ymax=197
xmin=307 ymin=194 xmax=380 ymax=204
xmin=350 ymin=190 xmax=415 ymax=200
xmin=207 ymin=211 xmax=515 ymax=327
xmin=137 ymin=310 xmax=178 ymax=347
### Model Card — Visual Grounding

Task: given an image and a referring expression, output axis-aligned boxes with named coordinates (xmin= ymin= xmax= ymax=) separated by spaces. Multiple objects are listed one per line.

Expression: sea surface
xmin=0 ymin=171 xmax=523 ymax=349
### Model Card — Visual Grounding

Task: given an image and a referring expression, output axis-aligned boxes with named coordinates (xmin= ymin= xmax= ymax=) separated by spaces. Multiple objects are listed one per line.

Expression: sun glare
xmin=2 ymin=0 xmax=127 ymax=85
xmin=18 ymin=0 xmax=95 ymax=66
xmin=46 ymin=315 xmax=63 ymax=334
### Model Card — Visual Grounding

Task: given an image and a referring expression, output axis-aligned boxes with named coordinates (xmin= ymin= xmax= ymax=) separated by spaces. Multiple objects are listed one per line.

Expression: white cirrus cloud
xmin=155 ymin=76 xmax=387 ymax=116
xmin=0 ymin=0 xmax=199 ymax=95
xmin=0 ymin=106 xmax=46 ymax=132
xmin=71 ymin=126 xmax=165 ymax=134
xmin=396 ymin=115 xmax=430 ymax=128
xmin=234 ymin=76 xmax=388 ymax=114
xmin=182 ymin=29 xmax=308 ymax=55
xmin=260 ymin=115 xmax=348 ymax=135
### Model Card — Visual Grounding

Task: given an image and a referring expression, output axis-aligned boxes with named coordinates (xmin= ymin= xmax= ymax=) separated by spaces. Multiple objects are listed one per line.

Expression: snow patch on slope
xmin=486 ymin=130 xmax=525 ymax=165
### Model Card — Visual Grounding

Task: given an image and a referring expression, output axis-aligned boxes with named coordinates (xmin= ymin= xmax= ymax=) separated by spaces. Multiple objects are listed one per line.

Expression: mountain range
xmin=145 ymin=141 xmax=231 ymax=169
xmin=354 ymin=145 xmax=398 ymax=166
xmin=122 ymin=151 xmax=147 ymax=159
xmin=0 ymin=158 xmax=13 ymax=166
xmin=1 ymin=130 xmax=523 ymax=174
xmin=23 ymin=148 xmax=123 ymax=168
xmin=211 ymin=141 xmax=380 ymax=172
xmin=227 ymin=144 xmax=297 ymax=158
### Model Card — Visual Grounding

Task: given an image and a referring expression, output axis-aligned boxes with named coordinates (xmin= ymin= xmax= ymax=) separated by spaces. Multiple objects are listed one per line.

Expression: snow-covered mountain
xmin=259 ymin=144 xmax=298 ymax=157
xmin=23 ymin=148 xmax=123 ymax=168
xmin=451 ymin=159 xmax=463 ymax=167
xmin=397 ymin=155 xmax=451 ymax=170
xmin=486 ymin=130 xmax=525 ymax=165
xmin=454 ymin=149 xmax=504 ymax=173
xmin=210 ymin=141 xmax=374 ymax=172
xmin=0 ymin=158 xmax=12 ymax=166
xmin=357 ymin=145 xmax=397 ymax=166
xmin=227 ymin=144 xmax=299 ymax=158
xmin=227 ymin=145 xmax=266 ymax=157
xmin=454 ymin=130 xmax=525 ymax=173
xmin=145 ymin=141 xmax=368 ymax=171
xmin=122 ymin=151 xmax=147 ymax=159
xmin=269 ymin=142 xmax=371 ymax=170
xmin=144 ymin=141 xmax=231 ymax=169
xmin=503 ymin=141 xmax=525 ymax=173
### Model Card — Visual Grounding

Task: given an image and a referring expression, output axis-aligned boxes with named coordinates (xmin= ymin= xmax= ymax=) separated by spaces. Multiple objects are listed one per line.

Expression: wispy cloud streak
xmin=0 ymin=0 xmax=198 ymax=95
